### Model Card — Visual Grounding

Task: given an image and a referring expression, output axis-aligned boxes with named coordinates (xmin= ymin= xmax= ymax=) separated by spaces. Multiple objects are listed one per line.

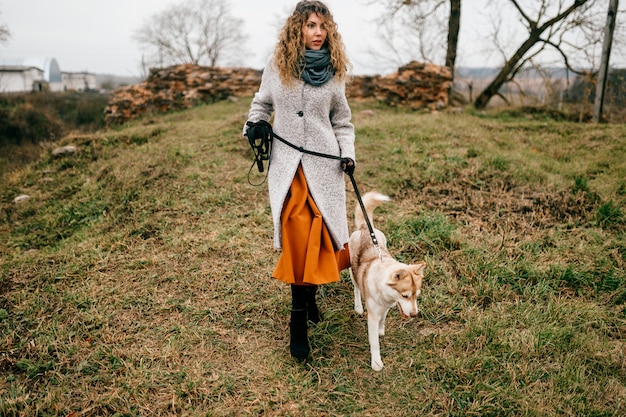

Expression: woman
xmin=244 ymin=0 xmax=355 ymax=361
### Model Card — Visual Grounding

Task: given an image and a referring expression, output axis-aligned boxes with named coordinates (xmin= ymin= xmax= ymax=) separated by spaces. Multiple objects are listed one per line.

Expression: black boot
xmin=290 ymin=285 xmax=310 ymax=360
xmin=290 ymin=308 xmax=309 ymax=360
xmin=305 ymin=285 xmax=321 ymax=324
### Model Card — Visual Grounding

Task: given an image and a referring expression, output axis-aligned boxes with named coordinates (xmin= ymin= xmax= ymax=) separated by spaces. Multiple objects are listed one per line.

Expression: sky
xmin=0 ymin=0 xmax=623 ymax=78
xmin=0 ymin=0 xmax=390 ymax=77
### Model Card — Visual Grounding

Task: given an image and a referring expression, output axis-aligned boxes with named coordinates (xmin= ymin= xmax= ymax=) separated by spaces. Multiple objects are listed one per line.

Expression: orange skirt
xmin=272 ymin=165 xmax=350 ymax=285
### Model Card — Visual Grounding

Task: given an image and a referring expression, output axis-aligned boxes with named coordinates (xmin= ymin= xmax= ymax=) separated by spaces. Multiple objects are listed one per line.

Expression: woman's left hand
xmin=341 ymin=158 xmax=355 ymax=175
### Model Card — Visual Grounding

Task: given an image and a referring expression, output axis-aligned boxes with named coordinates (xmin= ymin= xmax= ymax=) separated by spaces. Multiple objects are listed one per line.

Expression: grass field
xmin=1 ymin=98 xmax=625 ymax=416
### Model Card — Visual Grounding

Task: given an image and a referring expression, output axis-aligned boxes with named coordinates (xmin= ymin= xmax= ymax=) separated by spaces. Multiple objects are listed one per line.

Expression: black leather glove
xmin=245 ymin=120 xmax=273 ymax=173
xmin=245 ymin=120 xmax=273 ymax=147
xmin=341 ymin=158 xmax=355 ymax=175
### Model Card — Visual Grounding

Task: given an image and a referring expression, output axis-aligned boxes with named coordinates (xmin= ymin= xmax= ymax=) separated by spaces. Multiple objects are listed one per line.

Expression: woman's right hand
xmin=245 ymin=120 xmax=273 ymax=145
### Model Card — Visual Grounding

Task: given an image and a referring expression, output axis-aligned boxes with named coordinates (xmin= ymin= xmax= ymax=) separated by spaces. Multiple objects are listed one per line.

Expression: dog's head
xmin=386 ymin=262 xmax=425 ymax=318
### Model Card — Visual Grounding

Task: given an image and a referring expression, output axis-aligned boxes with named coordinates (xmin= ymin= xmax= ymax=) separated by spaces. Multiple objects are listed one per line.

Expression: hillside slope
xmin=1 ymin=100 xmax=625 ymax=416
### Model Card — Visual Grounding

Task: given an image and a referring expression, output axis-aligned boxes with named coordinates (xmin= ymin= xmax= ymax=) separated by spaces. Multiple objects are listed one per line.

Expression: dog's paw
xmin=354 ymin=304 xmax=364 ymax=315
xmin=371 ymin=359 xmax=384 ymax=371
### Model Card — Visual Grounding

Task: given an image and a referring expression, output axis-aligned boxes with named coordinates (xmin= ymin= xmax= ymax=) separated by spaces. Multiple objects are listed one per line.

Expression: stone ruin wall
xmin=104 ymin=62 xmax=452 ymax=125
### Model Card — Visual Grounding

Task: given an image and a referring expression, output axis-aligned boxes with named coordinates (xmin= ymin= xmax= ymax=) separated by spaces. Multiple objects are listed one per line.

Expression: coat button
xmin=297 ymin=111 xmax=304 ymax=117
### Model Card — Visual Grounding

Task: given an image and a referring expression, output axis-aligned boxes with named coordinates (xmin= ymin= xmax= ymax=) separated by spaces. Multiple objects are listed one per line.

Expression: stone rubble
xmin=104 ymin=61 xmax=452 ymax=125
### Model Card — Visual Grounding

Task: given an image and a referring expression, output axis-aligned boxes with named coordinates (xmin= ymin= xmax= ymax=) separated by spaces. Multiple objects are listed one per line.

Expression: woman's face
xmin=302 ymin=12 xmax=327 ymax=50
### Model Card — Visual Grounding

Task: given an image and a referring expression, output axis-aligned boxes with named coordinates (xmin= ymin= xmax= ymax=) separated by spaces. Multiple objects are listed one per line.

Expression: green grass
xmin=1 ymin=100 xmax=625 ymax=416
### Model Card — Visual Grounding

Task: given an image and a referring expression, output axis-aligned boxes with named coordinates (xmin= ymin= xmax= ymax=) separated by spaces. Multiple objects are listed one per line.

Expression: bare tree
xmin=133 ymin=0 xmax=248 ymax=69
xmin=364 ymin=0 xmax=461 ymax=93
xmin=369 ymin=0 xmax=623 ymax=112
xmin=446 ymin=0 xmax=461 ymax=77
xmin=473 ymin=0 xmax=603 ymax=109
xmin=593 ymin=0 xmax=619 ymax=123
xmin=366 ymin=0 xmax=456 ymax=68
xmin=0 ymin=10 xmax=11 ymax=92
xmin=0 ymin=10 xmax=10 ymax=45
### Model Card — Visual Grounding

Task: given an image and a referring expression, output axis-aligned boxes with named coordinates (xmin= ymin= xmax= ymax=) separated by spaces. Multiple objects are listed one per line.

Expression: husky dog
xmin=348 ymin=192 xmax=426 ymax=371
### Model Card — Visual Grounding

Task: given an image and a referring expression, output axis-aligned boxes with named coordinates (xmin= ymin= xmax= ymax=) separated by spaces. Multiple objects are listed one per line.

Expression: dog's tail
xmin=354 ymin=191 xmax=391 ymax=230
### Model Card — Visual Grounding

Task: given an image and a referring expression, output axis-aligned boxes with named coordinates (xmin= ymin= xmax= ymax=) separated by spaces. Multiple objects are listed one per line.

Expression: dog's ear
xmin=411 ymin=263 xmax=425 ymax=291
xmin=412 ymin=262 xmax=426 ymax=275
xmin=392 ymin=270 xmax=408 ymax=281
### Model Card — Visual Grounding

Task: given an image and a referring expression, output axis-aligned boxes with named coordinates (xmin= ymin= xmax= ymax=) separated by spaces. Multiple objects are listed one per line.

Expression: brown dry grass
xmin=1 ymin=99 xmax=625 ymax=416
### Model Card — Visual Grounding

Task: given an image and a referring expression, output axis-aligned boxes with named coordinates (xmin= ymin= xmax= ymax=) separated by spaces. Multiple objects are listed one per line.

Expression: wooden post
xmin=593 ymin=0 xmax=619 ymax=123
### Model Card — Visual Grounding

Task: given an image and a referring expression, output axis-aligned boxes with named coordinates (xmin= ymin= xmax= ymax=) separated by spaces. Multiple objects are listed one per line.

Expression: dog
xmin=348 ymin=192 xmax=426 ymax=371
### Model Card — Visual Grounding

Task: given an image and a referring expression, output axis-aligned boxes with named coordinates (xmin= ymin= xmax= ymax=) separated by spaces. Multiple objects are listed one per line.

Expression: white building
xmin=0 ymin=57 xmax=96 ymax=93
xmin=0 ymin=65 xmax=46 ymax=92
xmin=62 ymin=71 xmax=97 ymax=92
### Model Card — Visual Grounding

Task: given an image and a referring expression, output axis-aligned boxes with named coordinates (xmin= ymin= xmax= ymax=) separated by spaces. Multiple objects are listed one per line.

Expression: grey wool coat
xmin=244 ymin=58 xmax=355 ymax=250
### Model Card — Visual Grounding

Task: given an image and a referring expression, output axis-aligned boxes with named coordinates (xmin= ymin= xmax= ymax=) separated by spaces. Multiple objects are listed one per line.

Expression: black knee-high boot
xmin=305 ymin=285 xmax=321 ymax=324
xmin=290 ymin=285 xmax=310 ymax=360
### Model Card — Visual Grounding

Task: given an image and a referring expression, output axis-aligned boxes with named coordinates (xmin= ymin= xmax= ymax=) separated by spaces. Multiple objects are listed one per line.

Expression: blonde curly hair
xmin=274 ymin=0 xmax=351 ymax=86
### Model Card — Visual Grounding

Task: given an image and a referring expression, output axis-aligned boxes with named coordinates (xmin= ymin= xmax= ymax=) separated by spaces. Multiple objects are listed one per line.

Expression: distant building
xmin=62 ymin=71 xmax=97 ymax=92
xmin=0 ymin=65 xmax=45 ymax=92
xmin=0 ymin=57 xmax=96 ymax=93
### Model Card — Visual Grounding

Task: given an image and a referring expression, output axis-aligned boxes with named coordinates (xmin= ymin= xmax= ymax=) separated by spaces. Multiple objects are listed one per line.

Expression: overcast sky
xmin=0 ymin=0 xmax=390 ymax=76
xmin=0 ymin=0 xmax=623 ymax=77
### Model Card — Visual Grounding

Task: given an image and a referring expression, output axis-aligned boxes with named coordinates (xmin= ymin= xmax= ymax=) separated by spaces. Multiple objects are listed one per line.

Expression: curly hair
xmin=274 ymin=0 xmax=351 ymax=86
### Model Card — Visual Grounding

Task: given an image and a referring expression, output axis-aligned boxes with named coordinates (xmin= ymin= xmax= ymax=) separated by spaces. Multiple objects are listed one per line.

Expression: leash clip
xmin=370 ymin=232 xmax=383 ymax=261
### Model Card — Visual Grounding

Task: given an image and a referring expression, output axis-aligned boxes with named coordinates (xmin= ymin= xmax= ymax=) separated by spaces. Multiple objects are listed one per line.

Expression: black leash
xmin=269 ymin=132 xmax=381 ymax=253
xmin=346 ymin=169 xmax=380 ymax=251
